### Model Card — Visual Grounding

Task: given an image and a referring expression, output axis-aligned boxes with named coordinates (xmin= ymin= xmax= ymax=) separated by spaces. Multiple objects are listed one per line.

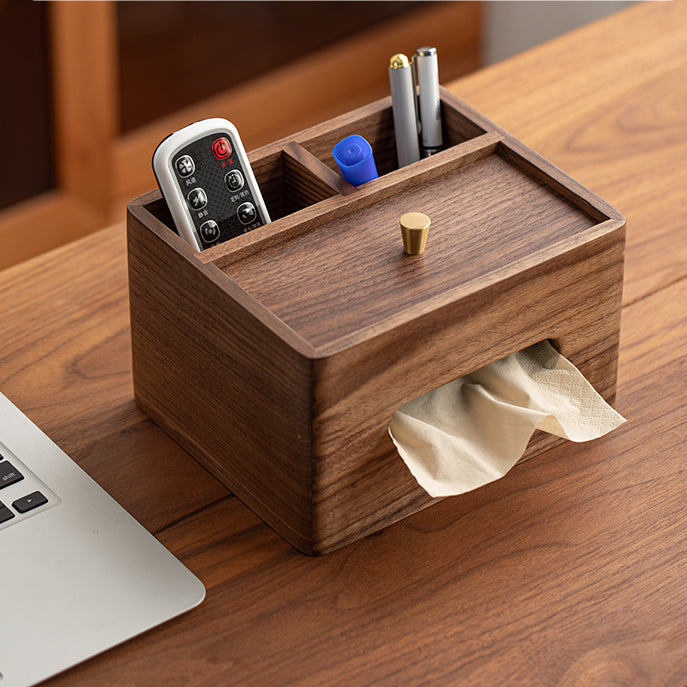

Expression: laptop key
xmin=13 ymin=491 xmax=48 ymax=514
xmin=0 ymin=460 xmax=24 ymax=489
xmin=0 ymin=501 xmax=15 ymax=523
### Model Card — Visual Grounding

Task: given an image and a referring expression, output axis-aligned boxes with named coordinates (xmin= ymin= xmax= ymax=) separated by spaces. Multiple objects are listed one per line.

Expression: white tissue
xmin=388 ymin=340 xmax=625 ymax=498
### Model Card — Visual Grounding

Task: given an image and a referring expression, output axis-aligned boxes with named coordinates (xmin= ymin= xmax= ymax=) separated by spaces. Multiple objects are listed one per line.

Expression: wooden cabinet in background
xmin=0 ymin=1 xmax=481 ymax=270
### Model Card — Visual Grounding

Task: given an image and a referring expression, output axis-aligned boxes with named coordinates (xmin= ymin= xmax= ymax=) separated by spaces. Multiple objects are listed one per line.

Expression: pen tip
xmin=416 ymin=46 xmax=437 ymax=57
xmin=389 ymin=53 xmax=410 ymax=69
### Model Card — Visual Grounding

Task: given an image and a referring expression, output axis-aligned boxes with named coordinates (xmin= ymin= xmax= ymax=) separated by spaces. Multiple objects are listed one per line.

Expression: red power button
xmin=212 ymin=137 xmax=232 ymax=160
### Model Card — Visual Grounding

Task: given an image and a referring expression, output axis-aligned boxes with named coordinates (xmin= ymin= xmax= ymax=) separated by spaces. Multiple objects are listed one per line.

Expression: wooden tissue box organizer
xmin=127 ymin=88 xmax=625 ymax=555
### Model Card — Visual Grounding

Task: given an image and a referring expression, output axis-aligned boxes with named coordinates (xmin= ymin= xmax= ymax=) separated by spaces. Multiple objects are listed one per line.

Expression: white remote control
xmin=153 ymin=118 xmax=271 ymax=251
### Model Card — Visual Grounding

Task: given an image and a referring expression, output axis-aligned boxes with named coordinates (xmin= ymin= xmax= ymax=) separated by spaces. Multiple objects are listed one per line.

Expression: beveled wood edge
xmin=498 ymin=139 xmax=624 ymax=223
xmin=201 ymin=131 xmax=503 ymax=268
xmin=246 ymin=86 xmax=491 ymax=158
xmin=439 ymin=87 xmax=625 ymax=224
xmin=127 ymin=194 xmax=319 ymax=360
xmin=140 ymin=82 xmax=625 ymax=273
xmin=127 ymin=189 xmax=196 ymax=260
xmin=318 ymin=216 xmax=626 ymax=357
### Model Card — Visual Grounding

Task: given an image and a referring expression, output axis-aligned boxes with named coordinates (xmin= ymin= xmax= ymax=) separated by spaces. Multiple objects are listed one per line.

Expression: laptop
xmin=0 ymin=392 xmax=206 ymax=687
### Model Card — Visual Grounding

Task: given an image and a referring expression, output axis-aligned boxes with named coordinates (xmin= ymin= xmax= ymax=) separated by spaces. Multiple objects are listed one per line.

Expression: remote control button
xmin=199 ymin=220 xmax=220 ymax=244
xmin=237 ymin=202 xmax=257 ymax=225
xmin=212 ymin=137 xmax=232 ymax=160
xmin=225 ymin=170 xmax=244 ymax=192
xmin=175 ymin=155 xmax=195 ymax=178
xmin=0 ymin=461 xmax=23 ymax=489
xmin=12 ymin=491 xmax=48 ymax=514
xmin=187 ymin=188 xmax=207 ymax=211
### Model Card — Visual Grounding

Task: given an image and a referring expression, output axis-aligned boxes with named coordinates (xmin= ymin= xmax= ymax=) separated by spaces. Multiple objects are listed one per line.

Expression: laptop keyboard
xmin=0 ymin=444 xmax=58 ymax=529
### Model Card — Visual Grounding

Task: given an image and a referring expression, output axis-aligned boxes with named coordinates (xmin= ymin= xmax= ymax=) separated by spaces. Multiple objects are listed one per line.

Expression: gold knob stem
xmin=400 ymin=212 xmax=431 ymax=255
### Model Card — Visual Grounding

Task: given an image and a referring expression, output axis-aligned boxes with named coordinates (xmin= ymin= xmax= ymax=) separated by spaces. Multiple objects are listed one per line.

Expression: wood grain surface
xmin=225 ymin=147 xmax=599 ymax=346
xmin=454 ymin=0 xmax=687 ymax=309
xmin=1 ymin=0 xmax=685 ymax=683
xmin=128 ymin=87 xmax=623 ymax=553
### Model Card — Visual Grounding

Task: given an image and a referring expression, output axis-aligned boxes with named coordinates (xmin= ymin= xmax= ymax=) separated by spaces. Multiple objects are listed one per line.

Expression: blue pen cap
xmin=332 ymin=135 xmax=379 ymax=186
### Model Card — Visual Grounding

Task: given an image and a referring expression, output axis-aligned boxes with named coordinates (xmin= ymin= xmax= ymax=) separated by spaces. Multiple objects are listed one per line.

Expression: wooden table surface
xmin=2 ymin=1 xmax=685 ymax=684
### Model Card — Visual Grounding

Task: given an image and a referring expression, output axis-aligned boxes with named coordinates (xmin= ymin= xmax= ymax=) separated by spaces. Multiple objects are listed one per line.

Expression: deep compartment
xmin=145 ymin=147 xmax=338 ymax=234
xmin=300 ymin=97 xmax=486 ymax=178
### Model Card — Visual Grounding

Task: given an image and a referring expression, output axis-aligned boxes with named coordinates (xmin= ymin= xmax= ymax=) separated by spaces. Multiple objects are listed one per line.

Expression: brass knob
xmin=400 ymin=212 xmax=431 ymax=255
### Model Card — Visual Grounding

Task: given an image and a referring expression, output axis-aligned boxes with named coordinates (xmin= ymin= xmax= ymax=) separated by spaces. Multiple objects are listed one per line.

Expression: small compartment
xmin=142 ymin=147 xmax=338 ymax=240
xmin=250 ymin=148 xmax=338 ymax=221
xmin=299 ymin=90 xmax=486 ymax=178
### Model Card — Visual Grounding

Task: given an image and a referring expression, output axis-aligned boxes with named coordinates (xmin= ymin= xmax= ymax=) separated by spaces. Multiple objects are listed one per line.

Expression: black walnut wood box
xmin=127 ymin=88 xmax=625 ymax=554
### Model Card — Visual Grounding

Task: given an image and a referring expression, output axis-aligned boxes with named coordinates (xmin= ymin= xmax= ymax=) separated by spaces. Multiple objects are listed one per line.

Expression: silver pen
xmin=388 ymin=53 xmax=421 ymax=168
xmin=415 ymin=47 xmax=442 ymax=156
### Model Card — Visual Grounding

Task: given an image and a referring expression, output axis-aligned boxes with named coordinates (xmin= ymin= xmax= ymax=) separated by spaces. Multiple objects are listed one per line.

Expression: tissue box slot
xmin=388 ymin=338 xmax=625 ymax=499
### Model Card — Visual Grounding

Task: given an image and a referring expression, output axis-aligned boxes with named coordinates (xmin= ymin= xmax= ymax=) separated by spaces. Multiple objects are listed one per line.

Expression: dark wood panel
xmin=117 ymin=1 xmax=425 ymax=132
xmin=0 ymin=0 xmax=54 ymax=209
xmin=128 ymin=205 xmax=318 ymax=552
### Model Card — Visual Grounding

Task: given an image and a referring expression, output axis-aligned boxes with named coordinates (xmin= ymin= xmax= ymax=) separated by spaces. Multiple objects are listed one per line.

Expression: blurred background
xmin=0 ymin=0 xmax=629 ymax=269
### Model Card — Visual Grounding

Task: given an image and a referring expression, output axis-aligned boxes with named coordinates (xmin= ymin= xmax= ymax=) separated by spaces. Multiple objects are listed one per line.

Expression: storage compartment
xmin=222 ymin=145 xmax=598 ymax=347
xmin=250 ymin=149 xmax=338 ymax=221
xmin=299 ymin=94 xmax=485 ymax=177
xmin=144 ymin=147 xmax=338 ymax=233
xmin=127 ymin=89 xmax=625 ymax=554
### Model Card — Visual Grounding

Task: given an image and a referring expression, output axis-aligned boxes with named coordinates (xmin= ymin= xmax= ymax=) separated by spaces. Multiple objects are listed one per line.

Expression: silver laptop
xmin=0 ymin=392 xmax=205 ymax=687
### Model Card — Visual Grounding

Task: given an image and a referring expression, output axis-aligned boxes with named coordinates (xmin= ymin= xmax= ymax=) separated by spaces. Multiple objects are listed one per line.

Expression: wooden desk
xmin=1 ymin=1 xmax=685 ymax=683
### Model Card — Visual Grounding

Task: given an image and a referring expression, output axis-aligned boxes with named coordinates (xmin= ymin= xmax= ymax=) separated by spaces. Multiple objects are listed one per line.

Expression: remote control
xmin=153 ymin=118 xmax=271 ymax=251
